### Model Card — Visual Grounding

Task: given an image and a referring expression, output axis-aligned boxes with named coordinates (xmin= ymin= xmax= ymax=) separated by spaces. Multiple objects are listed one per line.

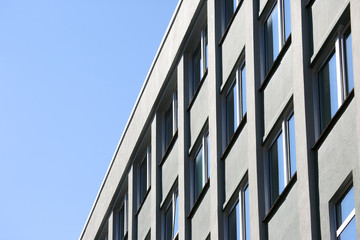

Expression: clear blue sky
xmin=0 ymin=1 xmax=178 ymax=239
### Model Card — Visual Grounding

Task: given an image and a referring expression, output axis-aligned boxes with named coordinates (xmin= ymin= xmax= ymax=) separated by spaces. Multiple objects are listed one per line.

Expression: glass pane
xmin=165 ymin=103 xmax=173 ymax=149
xmin=204 ymin=27 xmax=208 ymax=72
xmin=338 ymin=216 xmax=356 ymax=240
xmin=337 ymin=187 xmax=355 ymax=227
xmin=165 ymin=203 xmax=173 ymax=240
xmin=173 ymin=195 xmax=179 ymax=238
xmin=206 ymin=134 xmax=210 ymax=180
xmin=119 ymin=205 xmax=125 ymax=239
xmin=265 ymin=4 xmax=280 ymax=72
xmin=288 ymin=114 xmax=296 ymax=177
xmin=269 ymin=132 xmax=284 ymax=205
xmin=284 ymin=0 xmax=291 ymax=40
xmin=319 ymin=51 xmax=338 ymax=131
xmin=345 ymin=32 xmax=354 ymax=94
xmin=229 ymin=202 xmax=240 ymax=240
xmin=244 ymin=186 xmax=250 ymax=240
xmin=226 ymin=82 xmax=238 ymax=144
xmin=194 ymin=146 xmax=204 ymax=200
xmin=233 ymin=0 xmax=238 ymax=12
xmin=140 ymin=159 xmax=147 ymax=201
xmin=241 ymin=66 xmax=247 ymax=117
xmin=193 ymin=42 xmax=201 ymax=94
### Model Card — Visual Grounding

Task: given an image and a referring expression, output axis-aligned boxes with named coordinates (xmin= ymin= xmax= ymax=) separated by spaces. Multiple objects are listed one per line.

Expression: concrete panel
xmin=137 ymin=195 xmax=151 ymax=240
xmin=161 ymin=140 xmax=179 ymax=204
xmin=221 ymin=6 xmax=246 ymax=83
xmin=267 ymin=183 xmax=300 ymax=240
xmin=191 ymin=191 xmax=211 ymax=240
xmin=311 ymin=0 xmax=348 ymax=55
xmin=224 ymin=126 xmax=248 ymax=204
xmin=263 ymin=47 xmax=293 ymax=136
xmin=189 ymin=78 xmax=209 ymax=148
xmin=317 ymin=101 xmax=358 ymax=239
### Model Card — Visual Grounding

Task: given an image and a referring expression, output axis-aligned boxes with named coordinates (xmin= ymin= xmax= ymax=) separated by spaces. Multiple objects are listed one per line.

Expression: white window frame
xmin=163 ymin=189 xmax=179 ymax=240
xmin=163 ymin=92 xmax=178 ymax=153
xmin=114 ymin=194 xmax=128 ymax=240
xmin=266 ymin=111 xmax=295 ymax=208
xmin=317 ymin=24 xmax=353 ymax=134
xmin=225 ymin=61 xmax=246 ymax=146
xmin=226 ymin=182 xmax=249 ymax=240
xmin=264 ymin=0 xmax=291 ymax=72
xmin=330 ymin=183 xmax=356 ymax=239
xmin=138 ymin=145 xmax=151 ymax=206
xmin=200 ymin=25 xmax=208 ymax=78
xmin=191 ymin=26 xmax=208 ymax=97
xmin=192 ymin=131 xmax=209 ymax=203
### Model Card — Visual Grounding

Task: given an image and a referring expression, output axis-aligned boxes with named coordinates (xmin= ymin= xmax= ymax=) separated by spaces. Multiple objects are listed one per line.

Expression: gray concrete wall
xmin=263 ymin=47 xmax=293 ymax=137
xmin=191 ymin=191 xmax=211 ymax=240
xmin=317 ymin=101 xmax=358 ymax=239
xmin=137 ymin=195 xmax=151 ymax=240
xmin=189 ymin=78 xmax=209 ymax=150
xmin=311 ymin=0 xmax=349 ymax=56
xmin=267 ymin=184 xmax=300 ymax=240
xmin=221 ymin=4 xmax=246 ymax=84
xmin=224 ymin=126 xmax=248 ymax=204
xmin=161 ymin=140 xmax=179 ymax=204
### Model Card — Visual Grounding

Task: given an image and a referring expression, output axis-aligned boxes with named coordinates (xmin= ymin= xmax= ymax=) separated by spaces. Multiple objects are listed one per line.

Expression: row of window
xmin=99 ymin=1 xmax=356 ymax=239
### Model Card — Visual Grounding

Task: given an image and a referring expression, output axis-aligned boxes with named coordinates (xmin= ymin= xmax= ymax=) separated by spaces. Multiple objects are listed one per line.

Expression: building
xmin=79 ymin=0 xmax=360 ymax=239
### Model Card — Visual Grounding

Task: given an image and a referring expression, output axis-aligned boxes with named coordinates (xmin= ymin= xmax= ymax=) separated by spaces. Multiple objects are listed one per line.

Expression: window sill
xmin=218 ymin=0 xmax=244 ymax=46
xmin=136 ymin=186 xmax=151 ymax=216
xmin=259 ymin=35 xmax=292 ymax=92
xmin=159 ymin=130 xmax=178 ymax=167
xmin=187 ymin=69 xmax=208 ymax=111
xmin=312 ymin=89 xmax=354 ymax=151
xmin=263 ymin=172 xmax=297 ymax=223
xmin=187 ymin=179 xmax=210 ymax=219
xmin=221 ymin=113 xmax=247 ymax=160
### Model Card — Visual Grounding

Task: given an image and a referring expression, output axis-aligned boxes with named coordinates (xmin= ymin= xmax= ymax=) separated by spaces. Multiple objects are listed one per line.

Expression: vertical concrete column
xmin=291 ymin=0 xmax=320 ymax=238
xmin=207 ymin=0 xmax=224 ymax=239
xmin=178 ymin=55 xmax=190 ymax=240
xmin=177 ymin=55 xmax=190 ymax=240
xmin=246 ymin=0 xmax=266 ymax=239
xmin=151 ymin=113 xmax=161 ymax=240
xmin=108 ymin=212 xmax=114 ymax=240
xmin=128 ymin=165 xmax=135 ymax=240
xmin=349 ymin=0 xmax=360 ymax=238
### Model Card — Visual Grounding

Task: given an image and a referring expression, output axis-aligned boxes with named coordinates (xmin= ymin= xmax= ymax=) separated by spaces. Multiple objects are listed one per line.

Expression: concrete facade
xmin=80 ymin=0 xmax=360 ymax=239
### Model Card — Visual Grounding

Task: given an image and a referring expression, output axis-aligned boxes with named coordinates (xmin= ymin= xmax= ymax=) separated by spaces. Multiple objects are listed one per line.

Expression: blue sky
xmin=0 ymin=1 xmax=178 ymax=239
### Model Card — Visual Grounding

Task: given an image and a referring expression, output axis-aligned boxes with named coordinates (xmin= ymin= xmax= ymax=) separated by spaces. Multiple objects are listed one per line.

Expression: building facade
xmin=80 ymin=0 xmax=360 ymax=239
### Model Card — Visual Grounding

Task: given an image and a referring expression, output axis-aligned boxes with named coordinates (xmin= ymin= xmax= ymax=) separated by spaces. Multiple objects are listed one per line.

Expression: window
xmin=164 ymin=190 xmax=179 ymax=240
xmin=138 ymin=145 xmax=151 ymax=206
xmin=318 ymin=27 xmax=353 ymax=132
xmin=334 ymin=185 xmax=357 ymax=239
xmin=164 ymin=92 xmax=178 ymax=152
xmin=115 ymin=195 xmax=128 ymax=240
xmin=225 ymin=63 xmax=246 ymax=145
xmin=224 ymin=0 xmax=241 ymax=28
xmin=228 ymin=183 xmax=250 ymax=240
xmin=268 ymin=112 xmax=296 ymax=206
xmin=191 ymin=26 xmax=208 ymax=97
xmin=194 ymin=132 xmax=210 ymax=201
xmin=265 ymin=0 xmax=291 ymax=73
